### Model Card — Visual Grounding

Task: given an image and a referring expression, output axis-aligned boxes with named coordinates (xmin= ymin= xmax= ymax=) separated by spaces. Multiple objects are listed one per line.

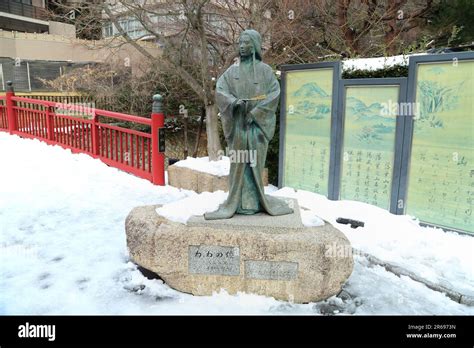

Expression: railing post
xmin=91 ymin=112 xmax=100 ymax=156
xmin=151 ymin=94 xmax=165 ymax=185
xmin=5 ymin=81 xmax=17 ymax=134
xmin=45 ymin=105 xmax=55 ymax=142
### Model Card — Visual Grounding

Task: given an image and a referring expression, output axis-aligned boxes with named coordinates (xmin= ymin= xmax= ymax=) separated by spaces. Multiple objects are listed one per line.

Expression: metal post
xmin=0 ymin=64 xmax=4 ymax=91
xmin=26 ymin=62 xmax=31 ymax=92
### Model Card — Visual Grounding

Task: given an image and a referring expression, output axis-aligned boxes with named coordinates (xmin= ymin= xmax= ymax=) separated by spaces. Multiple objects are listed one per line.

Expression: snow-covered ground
xmin=270 ymin=188 xmax=474 ymax=297
xmin=0 ymin=133 xmax=472 ymax=315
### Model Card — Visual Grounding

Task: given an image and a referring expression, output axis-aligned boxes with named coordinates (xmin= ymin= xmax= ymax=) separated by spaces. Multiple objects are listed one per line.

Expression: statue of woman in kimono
xmin=205 ymin=29 xmax=293 ymax=220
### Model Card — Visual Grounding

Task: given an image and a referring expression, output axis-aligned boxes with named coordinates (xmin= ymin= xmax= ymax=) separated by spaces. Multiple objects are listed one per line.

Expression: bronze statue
xmin=204 ymin=29 xmax=293 ymax=220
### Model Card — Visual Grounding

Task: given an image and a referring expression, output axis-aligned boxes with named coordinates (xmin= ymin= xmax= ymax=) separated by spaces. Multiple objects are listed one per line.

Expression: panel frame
xmin=278 ymin=61 xmax=341 ymax=199
xmin=401 ymin=52 xmax=474 ymax=235
xmin=336 ymin=77 xmax=408 ymax=214
xmin=278 ymin=53 xmax=473 ymax=235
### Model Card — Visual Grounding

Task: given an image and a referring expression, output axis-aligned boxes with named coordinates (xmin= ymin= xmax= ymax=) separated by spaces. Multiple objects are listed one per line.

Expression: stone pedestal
xmin=125 ymin=200 xmax=353 ymax=303
xmin=168 ymin=165 xmax=268 ymax=193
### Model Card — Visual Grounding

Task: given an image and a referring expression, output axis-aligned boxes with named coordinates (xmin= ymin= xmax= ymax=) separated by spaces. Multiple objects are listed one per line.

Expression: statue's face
xmin=239 ymin=34 xmax=254 ymax=58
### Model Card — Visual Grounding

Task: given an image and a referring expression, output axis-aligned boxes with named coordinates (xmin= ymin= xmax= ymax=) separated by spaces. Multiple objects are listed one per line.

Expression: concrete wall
xmin=31 ymin=0 xmax=45 ymax=8
xmin=48 ymin=21 xmax=76 ymax=38
xmin=0 ymin=30 xmax=161 ymax=75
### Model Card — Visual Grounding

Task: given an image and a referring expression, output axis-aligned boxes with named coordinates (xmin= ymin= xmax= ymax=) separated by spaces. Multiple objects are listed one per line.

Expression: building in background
xmin=0 ymin=0 xmax=76 ymax=37
xmin=0 ymin=0 xmax=159 ymax=92
xmin=101 ymin=0 xmax=245 ymax=43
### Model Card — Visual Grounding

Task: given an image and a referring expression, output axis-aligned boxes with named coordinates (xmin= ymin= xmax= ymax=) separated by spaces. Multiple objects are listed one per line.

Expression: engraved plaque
xmin=188 ymin=245 xmax=240 ymax=276
xmin=245 ymin=260 xmax=298 ymax=280
xmin=158 ymin=128 xmax=165 ymax=152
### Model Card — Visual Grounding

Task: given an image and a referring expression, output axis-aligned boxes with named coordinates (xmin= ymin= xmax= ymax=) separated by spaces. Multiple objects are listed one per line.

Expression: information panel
xmin=406 ymin=60 xmax=474 ymax=233
xmin=340 ymin=85 xmax=399 ymax=209
xmin=282 ymin=68 xmax=334 ymax=196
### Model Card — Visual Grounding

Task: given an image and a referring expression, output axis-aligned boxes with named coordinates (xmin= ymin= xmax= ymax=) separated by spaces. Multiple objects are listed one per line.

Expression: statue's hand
xmin=234 ymin=99 xmax=246 ymax=110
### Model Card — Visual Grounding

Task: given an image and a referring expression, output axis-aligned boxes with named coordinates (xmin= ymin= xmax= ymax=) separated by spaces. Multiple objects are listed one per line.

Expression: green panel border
xmin=336 ymin=78 xmax=408 ymax=214
xmin=278 ymin=61 xmax=341 ymax=199
xmin=402 ymin=52 xmax=474 ymax=235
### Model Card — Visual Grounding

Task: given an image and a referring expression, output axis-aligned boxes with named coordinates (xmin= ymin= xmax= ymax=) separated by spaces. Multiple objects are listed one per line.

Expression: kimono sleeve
xmin=248 ymin=66 xmax=280 ymax=141
xmin=216 ymin=67 xmax=238 ymax=142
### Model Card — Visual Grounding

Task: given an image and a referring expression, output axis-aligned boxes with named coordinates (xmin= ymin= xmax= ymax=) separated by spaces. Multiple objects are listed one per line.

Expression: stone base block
xmin=125 ymin=201 xmax=353 ymax=303
xmin=168 ymin=165 xmax=268 ymax=193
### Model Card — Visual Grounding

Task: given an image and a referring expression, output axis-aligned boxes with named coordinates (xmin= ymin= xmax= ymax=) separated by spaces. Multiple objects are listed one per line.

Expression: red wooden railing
xmin=0 ymin=82 xmax=165 ymax=185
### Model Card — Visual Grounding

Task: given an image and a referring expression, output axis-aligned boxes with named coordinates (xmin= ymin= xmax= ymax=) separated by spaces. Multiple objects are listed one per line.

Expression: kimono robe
xmin=204 ymin=58 xmax=293 ymax=220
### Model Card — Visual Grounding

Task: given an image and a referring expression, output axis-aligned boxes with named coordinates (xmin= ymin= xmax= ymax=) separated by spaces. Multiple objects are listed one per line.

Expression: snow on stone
xmin=300 ymin=209 xmax=325 ymax=227
xmin=156 ymin=191 xmax=227 ymax=223
xmin=0 ymin=133 xmax=472 ymax=315
xmin=342 ymin=53 xmax=426 ymax=71
xmin=154 ymin=185 xmax=472 ymax=298
xmin=172 ymin=156 xmax=230 ymax=176
xmin=155 ymin=186 xmax=280 ymax=224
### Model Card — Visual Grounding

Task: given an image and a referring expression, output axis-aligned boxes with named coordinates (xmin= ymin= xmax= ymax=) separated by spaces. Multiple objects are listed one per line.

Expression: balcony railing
xmin=0 ymin=0 xmax=47 ymax=21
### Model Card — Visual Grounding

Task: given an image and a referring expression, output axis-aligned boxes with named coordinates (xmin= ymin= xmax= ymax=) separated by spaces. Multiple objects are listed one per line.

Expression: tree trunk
xmin=192 ymin=106 xmax=205 ymax=157
xmin=205 ymin=103 xmax=222 ymax=161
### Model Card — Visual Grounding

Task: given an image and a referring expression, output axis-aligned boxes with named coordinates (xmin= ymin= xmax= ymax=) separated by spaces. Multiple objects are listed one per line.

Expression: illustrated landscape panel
xmin=283 ymin=68 xmax=334 ymax=196
xmin=406 ymin=60 xmax=473 ymax=233
xmin=340 ymin=85 xmax=399 ymax=210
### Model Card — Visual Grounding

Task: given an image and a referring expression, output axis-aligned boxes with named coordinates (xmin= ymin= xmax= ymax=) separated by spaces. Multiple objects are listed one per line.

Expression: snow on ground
xmin=271 ymin=188 xmax=474 ymax=297
xmin=0 ymin=133 xmax=472 ymax=315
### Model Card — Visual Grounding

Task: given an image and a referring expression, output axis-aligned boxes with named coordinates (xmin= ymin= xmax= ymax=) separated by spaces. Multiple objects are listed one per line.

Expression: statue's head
xmin=239 ymin=29 xmax=262 ymax=61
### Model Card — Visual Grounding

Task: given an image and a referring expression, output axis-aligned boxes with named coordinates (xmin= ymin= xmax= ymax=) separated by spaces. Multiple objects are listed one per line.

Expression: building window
xmin=103 ymin=17 xmax=151 ymax=40
xmin=12 ymin=0 xmax=33 ymax=5
xmin=103 ymin=22 xmax=113 ymax=38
